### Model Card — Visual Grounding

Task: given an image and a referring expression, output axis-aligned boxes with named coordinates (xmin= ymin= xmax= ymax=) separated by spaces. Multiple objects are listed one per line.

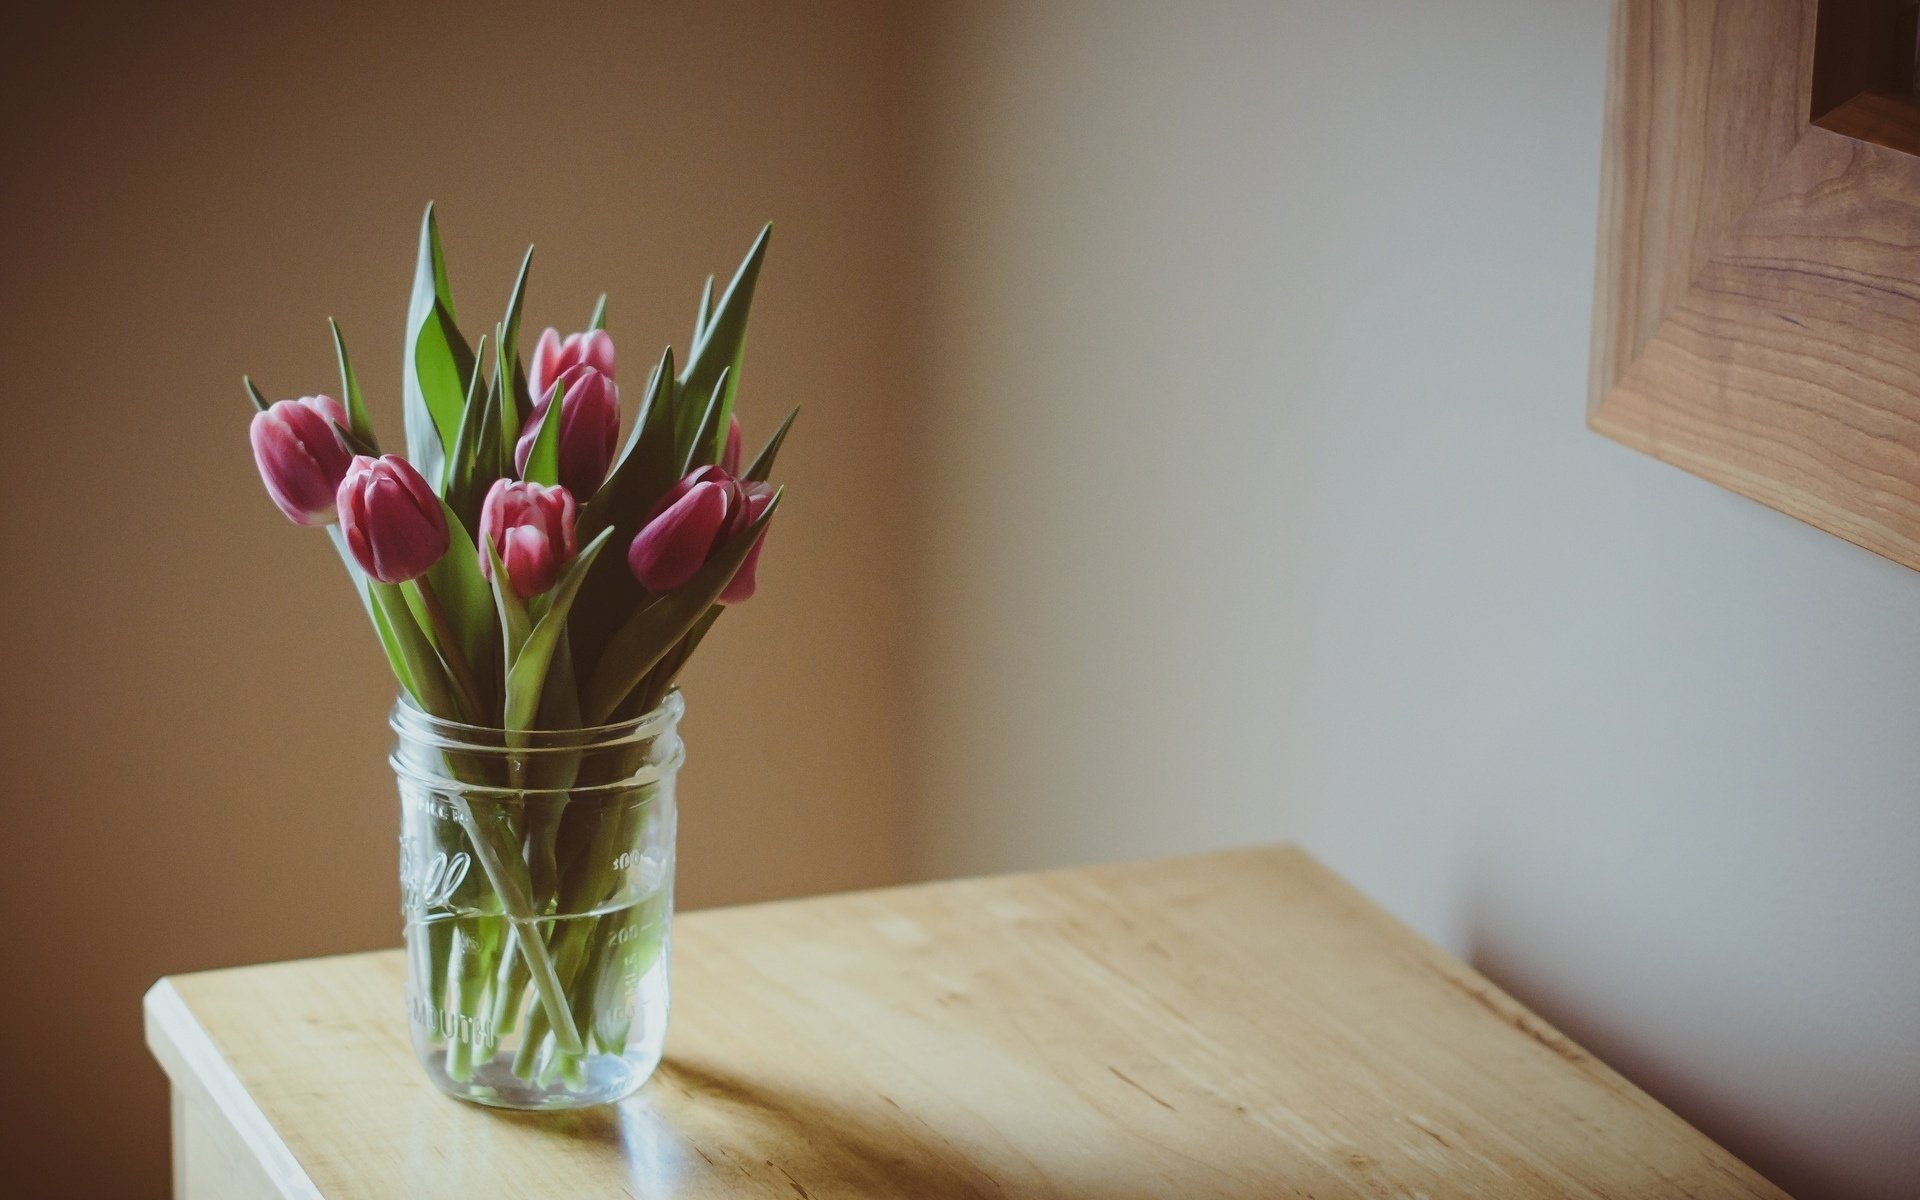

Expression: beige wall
xmin=0 ymin=2 xmax=914 ymax=1195
xmin=908 ymin=4 xmax=1919 ymax=1200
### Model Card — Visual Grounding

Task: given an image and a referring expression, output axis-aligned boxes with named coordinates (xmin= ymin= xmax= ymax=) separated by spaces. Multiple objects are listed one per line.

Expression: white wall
xmin=907 ymin=4 xmax=1920 ymax=1198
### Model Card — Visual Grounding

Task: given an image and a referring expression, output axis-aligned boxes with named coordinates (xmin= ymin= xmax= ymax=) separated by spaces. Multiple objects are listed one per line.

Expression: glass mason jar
xmin=389 ymin=690 xmax=683 ymax=1109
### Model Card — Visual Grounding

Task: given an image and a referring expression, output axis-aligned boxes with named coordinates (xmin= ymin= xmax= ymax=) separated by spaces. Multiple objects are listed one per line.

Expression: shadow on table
xmin=480 ymin=1054 xmax=1261 ymax=1198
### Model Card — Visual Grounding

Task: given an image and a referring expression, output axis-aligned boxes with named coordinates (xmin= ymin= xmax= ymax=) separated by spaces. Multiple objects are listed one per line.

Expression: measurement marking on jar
xmin=406 ymin=990 xmax=497 ymax=1047
xmin=611 ymin=850 xmax=647 ymax=872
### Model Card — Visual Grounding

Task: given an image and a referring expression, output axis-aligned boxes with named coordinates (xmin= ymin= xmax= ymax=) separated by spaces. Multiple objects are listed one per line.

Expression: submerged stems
xmin=449 ymin=795 xmax=587 ymax=1058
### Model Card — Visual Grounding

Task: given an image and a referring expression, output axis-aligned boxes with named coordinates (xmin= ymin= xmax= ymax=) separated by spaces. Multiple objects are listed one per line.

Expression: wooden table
xmin=145 ymin=846 xmax=1786 ymax=1198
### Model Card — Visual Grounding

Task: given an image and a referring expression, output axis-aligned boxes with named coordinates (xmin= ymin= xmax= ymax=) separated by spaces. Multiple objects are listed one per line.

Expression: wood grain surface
xmin=1589 ymin=0 xmax=1920 ymax=570
xmin=146 ymin=847 xmax=1785 ymax=1199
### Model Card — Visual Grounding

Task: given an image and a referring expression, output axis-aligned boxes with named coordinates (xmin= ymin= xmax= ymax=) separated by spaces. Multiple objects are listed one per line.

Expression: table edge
xmin=145 ymin=977 xmax=323 ymax=1200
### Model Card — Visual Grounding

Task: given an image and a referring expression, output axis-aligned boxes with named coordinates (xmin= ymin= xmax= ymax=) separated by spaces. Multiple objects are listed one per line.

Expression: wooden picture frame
xmin=1589 ymin=1 xmax=1920 ymax=567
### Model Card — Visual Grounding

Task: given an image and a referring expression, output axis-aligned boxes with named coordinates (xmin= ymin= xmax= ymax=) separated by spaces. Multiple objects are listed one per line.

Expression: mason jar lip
xmin=388 ymin=688 xmax=685 ymax=753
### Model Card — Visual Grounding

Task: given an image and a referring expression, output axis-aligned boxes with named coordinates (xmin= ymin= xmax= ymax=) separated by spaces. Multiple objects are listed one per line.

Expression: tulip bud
xmin=718 ymin=483 xmax=775 ymax=604
xmin=721 ymin=415 xmax=743 ymax=476
xmin=528 ymin=328 xmax=615 ymax=414
xmin=627 ymin=466 xmax=775 ymax=601
xmin=250 ymin=395 xmax=353 ymax=526
xmin=337 ymin=455 xmax=448 ymax=583
xmin=477 ymin=479 xmax=578 ymax=599
xmin=515 ymin=363 xmax=620 ymax=496
xmin=627 ymin=479 xmax=727 ymax=594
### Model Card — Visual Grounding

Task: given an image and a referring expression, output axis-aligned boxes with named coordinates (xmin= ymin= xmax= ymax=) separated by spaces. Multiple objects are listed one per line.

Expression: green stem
xmin=412 ymin=576 xmax=489 ymax=723
xmin=451 ymin=798 xmax=586 ymax=1058
xmin=512 ymin=1006 xmax=549 ymax=1078
xmin=444 ymin=926 xmax=478 ymax=1081
xmin=489 ymin=928 xmax=530 ymax=1034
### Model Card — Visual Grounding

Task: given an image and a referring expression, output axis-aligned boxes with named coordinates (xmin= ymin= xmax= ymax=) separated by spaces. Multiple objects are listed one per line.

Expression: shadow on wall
xmin=1462 ymin=857 xmax=1910 ymax=1200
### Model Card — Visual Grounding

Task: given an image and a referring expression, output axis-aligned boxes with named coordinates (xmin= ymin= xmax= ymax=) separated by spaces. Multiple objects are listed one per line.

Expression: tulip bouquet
xmin=244 ymin=206 xmax=790 ymax=1102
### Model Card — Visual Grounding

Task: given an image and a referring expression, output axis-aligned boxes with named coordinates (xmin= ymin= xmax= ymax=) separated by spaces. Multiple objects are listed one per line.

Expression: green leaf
xmin=579 ymin=350 xmax=677 ymax=552
xmin=493 ymin=249 xmax=536 ymax=431
xmin=445 ymin=332 xmax=493 ymax=515
xmin=679 ymin=366 xmax=729 ymax=477
xmin=536 ymin=629 xmax=583 ymax=730
xmin=369 ymin=578 xmax=460 ymax=717
xmin=326 ymin=526 xmax=379 ymax=622
xmin=494 ymin=329 xmax=521 ymax=473
xmin=522 ymin=380 xmax=564 ymax=486
xmin=329 ymin=419 xmax=377 ymax=459
xmin=692 ymin=274 xmax=715 ymax=347
xmin=328 ymin=526 xmax=419 ymax=700
xmin=744 ymin=405 xmax=799 ymax=482
xmin=366 ymin=588 xmax=422 ymax=701
xmin=603 ymin=348 xmax=677 ymax=500
xmin=404 ymin=204 xmax=463 ymax=484
xmin=504 ymin=528 xmax=614 ymax=730
xmin=566 ymin=348 xmax=681 ymax=665
xmin=327 ymin=319 xmax=378 ymax=449
xmin=627 ymin=604 xmax=721 ymax=719
xmin=501 ymin=246 xmax=533 ymax=360
xmin=582 ymin=488 xmax=780 ymax=722
xmin=484 ymin=536 xmax=532 ymax=669
xmin=423 ymin=499 xmax=499 ymax=699
xmin=428 ymin=215 xmax=455 ymax=313
xmin=587 ymin=293 xmax=608 ymax=333
xmin=414 ymin=298 xmax=475 ymax=486
xmin=470 ymin=326 xmax=506 ymax=489
xmin=510 ymin=353 xmax=533 ymax=427
xmin=242 ymin=376 xmax=269 ymax=414
xmin=679 ymin=224 xmax=768 ymax=463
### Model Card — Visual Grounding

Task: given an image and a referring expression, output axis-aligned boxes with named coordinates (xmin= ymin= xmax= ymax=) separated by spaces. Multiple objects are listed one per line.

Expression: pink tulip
xmin=528 ymin=328 xmax=615 ymax=412
xmin=627 ymin=466 xmax=775 ymax=602
xmin=721 ymin=415 xmax=743 ymax=476
xmin=338 ymin=455 xmax=448 ymax=583
xmin=719 ymin=483 xmax=776 ymax=604
xmin=515 ymin=362 xmax=620 ymax=496
xmin=250 ymin=395 xmax=353 ymax=526
xmin=477 ymin=479 xmax=578 ymax=599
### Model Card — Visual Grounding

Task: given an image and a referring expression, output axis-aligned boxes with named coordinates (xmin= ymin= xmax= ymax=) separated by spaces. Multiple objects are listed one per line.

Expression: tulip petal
xmin=529 ymin=327 xmax=564 ymax=408
xmin=502 ymin=525 xmax=558 ymax=598
xmin=722 ymin=415 xmax=743 ymax=476
xmin=250 ymin=397 xmax=354 ymax=526
xmin=627 ymin=481 xmax=728 ymax=592
xmin=535 ymin=365 xmax=619 ymax=496
xmin=479 ymin=478 xmax=579 ymax=600
xmin=336 ymin=454 xmax=449 ymax=584
xmin=578 ymin=329 xmax=616 ymax=378
xmin=718 ymin=487 xmax=776 ymax=604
